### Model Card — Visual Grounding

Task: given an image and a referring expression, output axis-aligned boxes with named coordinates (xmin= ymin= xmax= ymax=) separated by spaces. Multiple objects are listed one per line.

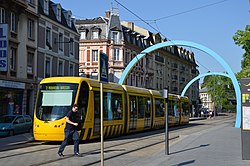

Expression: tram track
xmin=0 ymin=127 xmax=177 ymax=160
xmin=30 ymin=130 xmax=180 ymax=166
xmin=0 ymin=114 xmax=234 ymax=165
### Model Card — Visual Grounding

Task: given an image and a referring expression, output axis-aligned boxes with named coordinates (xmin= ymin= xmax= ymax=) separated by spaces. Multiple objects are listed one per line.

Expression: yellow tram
xmin=33 ymin=77 xmax=190 ymax=141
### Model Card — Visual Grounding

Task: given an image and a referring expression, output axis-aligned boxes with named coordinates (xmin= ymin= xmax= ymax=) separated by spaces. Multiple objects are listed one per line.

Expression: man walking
xmin=58 ymin=104 xmax=80 ymax=157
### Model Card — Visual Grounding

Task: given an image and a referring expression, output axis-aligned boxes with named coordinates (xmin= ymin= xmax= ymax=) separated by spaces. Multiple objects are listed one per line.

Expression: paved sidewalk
xmin=0 ymin=132 xmax=34 ymax=150
xmin=102 ymin=121 xmax=250 ymax=166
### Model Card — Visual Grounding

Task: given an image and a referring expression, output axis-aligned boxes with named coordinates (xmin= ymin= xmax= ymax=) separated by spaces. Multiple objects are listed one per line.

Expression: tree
xmin=233 ymin=24 xmax=250 ymax=78
xmin=203 ymin=75 xmax=235 ymax=112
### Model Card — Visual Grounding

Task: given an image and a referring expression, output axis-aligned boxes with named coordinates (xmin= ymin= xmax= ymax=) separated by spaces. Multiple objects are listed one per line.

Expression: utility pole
xmin=213 ymin=77 xmax=216 ymax=118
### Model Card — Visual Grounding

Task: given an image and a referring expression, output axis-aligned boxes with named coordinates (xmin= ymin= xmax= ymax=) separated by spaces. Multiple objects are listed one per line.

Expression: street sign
xmin=98 ymin=52 xmax=108 ymax=83
xmin=98 ymin=52 xmax=108 ymax=166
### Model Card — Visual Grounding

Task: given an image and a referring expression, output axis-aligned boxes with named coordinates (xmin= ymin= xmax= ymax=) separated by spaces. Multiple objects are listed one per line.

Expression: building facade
xmin=199 ymin=87 xmax=214 ymax=112
xmin=75 ymin=9 xmax=199 ymax=105
xmin=0 ymin=0 xmax=38 ymax=116
xmin=37 ymin=0 xmax=79 ymax=80
xmin=0 ymin=0 xmax=79 ymax=116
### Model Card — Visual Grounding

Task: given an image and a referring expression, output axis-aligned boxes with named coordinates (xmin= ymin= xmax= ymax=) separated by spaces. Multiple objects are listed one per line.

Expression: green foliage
xmin=203 ymin=75 xmax=235 ymax=112
xmin=233 ymin=25 xmax=250 ymax=79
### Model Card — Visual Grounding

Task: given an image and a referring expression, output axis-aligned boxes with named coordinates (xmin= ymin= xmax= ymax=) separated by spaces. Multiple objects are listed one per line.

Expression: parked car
xmin=0 ymin=115 xmax=32 ymax=136
xmin=200 ymin=108 xmax=209 ymax=117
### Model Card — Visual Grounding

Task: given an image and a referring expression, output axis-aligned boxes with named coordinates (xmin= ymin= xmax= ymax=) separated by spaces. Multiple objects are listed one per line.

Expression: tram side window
xmin=168 ymin=100 xmax=175 ymax=116
xmin=103 ymin=93 xmax=108 ymax=120
xmin=138 ymin=96 xmax=145 ymax=119
xmin=168 ymin=99 xmax=179 ymax=117
xmin=155 ymin=99 xmax=164 ymax=117
xmin=103 ymin=92 xmax=123 ymax=121
xmin=111 ymin=93 xmax=122 ymax=120
xmin=94 ymin=92 xmax=100 ymax=119
xmin=103 ymin=92 xmax=112 ymax=120
xmin=129 ymin=95 xmax=137 ymax=118
xmin=182 ymin=102 xmax=190 ymax=116
xmin=145 ymin=98 xmax=151 ymax=118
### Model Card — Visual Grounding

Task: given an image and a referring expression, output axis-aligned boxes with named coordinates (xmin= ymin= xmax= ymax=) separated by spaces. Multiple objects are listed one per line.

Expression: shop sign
xmin=0 ymin=80 xmax=25 ymax=89
xmin=0 ymin=24 xmax=8 ymax=72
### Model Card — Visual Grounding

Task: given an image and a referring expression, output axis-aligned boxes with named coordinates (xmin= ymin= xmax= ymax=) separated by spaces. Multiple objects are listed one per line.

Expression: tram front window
xmin=36 ymin=83 xmax=78 ymax=121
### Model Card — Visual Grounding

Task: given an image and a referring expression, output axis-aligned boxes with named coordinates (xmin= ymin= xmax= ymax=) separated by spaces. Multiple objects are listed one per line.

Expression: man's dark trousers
xmin=58 ymin=129 xmax=79 ymax=154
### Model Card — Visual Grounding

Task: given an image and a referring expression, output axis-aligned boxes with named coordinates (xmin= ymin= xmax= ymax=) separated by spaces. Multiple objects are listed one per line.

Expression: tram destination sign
xmin=98 ymin=52 xmax=108 ymax=83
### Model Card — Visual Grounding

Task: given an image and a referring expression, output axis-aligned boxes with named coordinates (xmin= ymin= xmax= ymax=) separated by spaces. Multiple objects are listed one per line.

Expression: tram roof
xmin=122 ymin=85 xmax=151 ymax=95
xmin=149 ymin=90 xmax=163 ymax=98
xmin=40 ymin=77 xmax=83 ymax=84
xmin=179 ymin=96 xmax=190 ymax=102
xmin=84 ymin=79 xmax=124 ymax=91
xmin=39 ymin=77 xmax=124 ymax=91
xmin=167 ymin=93 xmax=179 ymax=100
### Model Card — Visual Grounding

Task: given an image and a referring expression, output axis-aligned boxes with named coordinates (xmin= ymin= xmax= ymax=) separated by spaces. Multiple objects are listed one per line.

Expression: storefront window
xmin=0 ymin=88 xmax=23 ymax=115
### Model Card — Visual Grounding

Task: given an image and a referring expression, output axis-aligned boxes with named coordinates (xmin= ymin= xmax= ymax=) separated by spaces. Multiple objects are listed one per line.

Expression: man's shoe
xmin=58 ymin=152 xmax=64 ymax=157
xmin=74 ymin=152 xmax=81 ymax=157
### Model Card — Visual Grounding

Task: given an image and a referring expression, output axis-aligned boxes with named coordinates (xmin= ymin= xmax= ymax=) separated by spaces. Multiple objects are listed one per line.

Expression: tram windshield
xmin=36 ymin=83 xmax=78 ymax=121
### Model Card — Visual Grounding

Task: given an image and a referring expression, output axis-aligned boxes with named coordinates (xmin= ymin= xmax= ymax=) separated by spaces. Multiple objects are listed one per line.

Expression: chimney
xmin=128 ymin=22 xmax=134 ymax=31
xmin=105 ymin=10 xmax=111 ymax=18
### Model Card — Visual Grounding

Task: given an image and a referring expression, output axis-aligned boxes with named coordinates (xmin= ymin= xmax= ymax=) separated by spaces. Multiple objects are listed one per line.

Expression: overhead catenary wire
xmin=120 ymin=0 xmax=230 ymax=22
xmin=155 ymin=0 xmax=230 ymax=21
xmin=114 ymin=0 xmax=231 ymax=48
xmin=115 ymin=0 xmax=228 ymax=73
xmin=114 ymin=0 xmax=170 ymax=41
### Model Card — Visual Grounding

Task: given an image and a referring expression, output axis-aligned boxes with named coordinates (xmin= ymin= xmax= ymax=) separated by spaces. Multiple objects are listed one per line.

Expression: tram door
xmin=93 ymin=91 xmax=100 ymax=136
xmin=76 ymin=82 xmax=89 ymax=139
xmin=144 ymin=98 xmax=151 ymax=128
xmin=129 ymin=96 xmax=137 ymax=131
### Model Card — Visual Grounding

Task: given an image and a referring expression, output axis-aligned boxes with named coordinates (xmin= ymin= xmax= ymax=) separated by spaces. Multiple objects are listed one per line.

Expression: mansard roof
xmin=75 ymin=17 xmax=108 ymax=24
xmin=38 ymin=0 xmax=77 ymax=32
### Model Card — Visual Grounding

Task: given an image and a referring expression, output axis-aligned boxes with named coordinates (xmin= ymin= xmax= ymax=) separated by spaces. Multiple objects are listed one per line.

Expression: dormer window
xmin=57 ymin=7 xmax=61 ymax=21
xmin=52 ymin=3 xmax=61 ymax=22
xmin=112 ymin=31 xmax=119 ymax=44
xmin=67 ymin=13 xmax=72 ymax=27
xmin=62 ymin=10 xmax=72 ymax=27
xmin=44 ymin=0 xmax=49 ymax=15
xmin=80 ymin=31 xmax=86 ymax=40
xmin=90 ymin=26 xmax=101 ymax=40
xmin=79 ymin=28 xmax=88 ymax=40
xmin=92 ymin=31 xmax=98 ymax=39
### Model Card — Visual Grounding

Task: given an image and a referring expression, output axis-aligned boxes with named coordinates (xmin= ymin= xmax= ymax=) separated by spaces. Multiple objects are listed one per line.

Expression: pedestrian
xmin=14 ymin=104 xmax=20 ymax=114
xmin=209 ymin=111 xmax=213 ymax=119
xmin=58 ymin=104 xmax=81 ymax=157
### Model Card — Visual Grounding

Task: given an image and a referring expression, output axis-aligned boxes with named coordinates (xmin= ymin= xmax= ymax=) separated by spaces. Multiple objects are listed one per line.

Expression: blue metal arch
xmin=118 ymin=40 xmax=241 ymax=128
xmin=181 ymin=72 xmax=231 ymax=97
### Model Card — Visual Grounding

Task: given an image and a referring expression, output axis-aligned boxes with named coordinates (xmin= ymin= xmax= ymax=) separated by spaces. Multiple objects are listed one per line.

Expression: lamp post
xmin=213 ymin=77 xmax=216 ymax=118
xmin=161 ymin=88 xmax=169 ymax=155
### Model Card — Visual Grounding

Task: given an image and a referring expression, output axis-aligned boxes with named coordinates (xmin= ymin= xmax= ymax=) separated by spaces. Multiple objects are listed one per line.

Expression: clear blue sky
xmin=55 ymin=0 xmax=249 ymax=75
